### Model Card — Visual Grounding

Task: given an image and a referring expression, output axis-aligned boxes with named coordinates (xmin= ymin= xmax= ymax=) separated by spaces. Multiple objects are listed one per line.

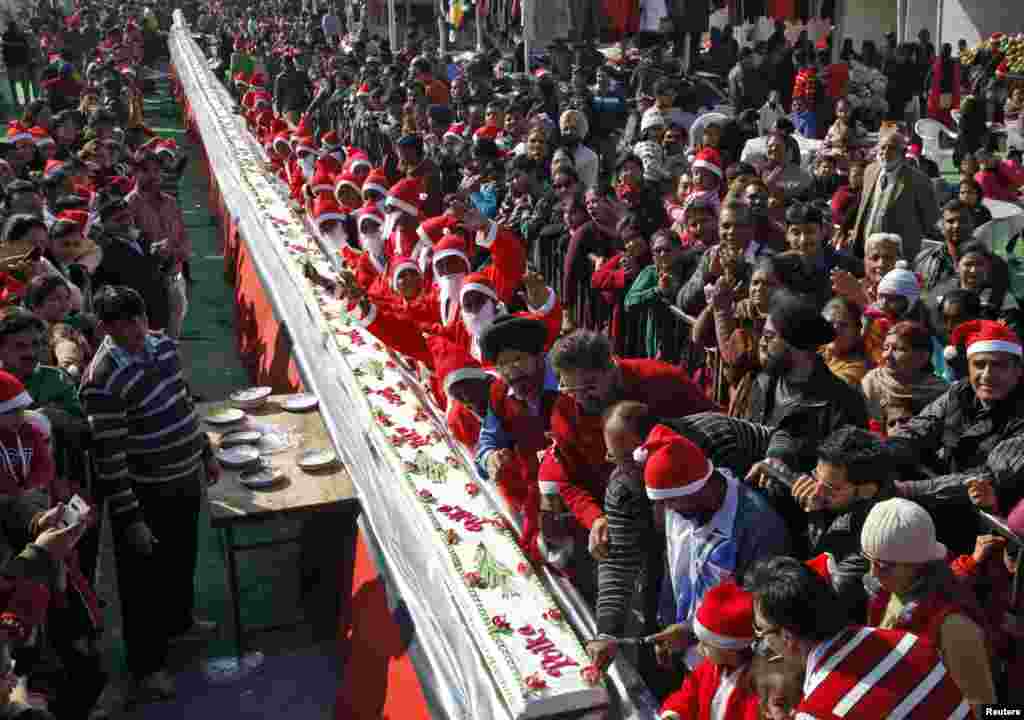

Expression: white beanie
xmin=865 ymin=232 xmax=903 ymax=256
xmin=876 ymin=261 xmax=920 ymax=305
xmin=559 ymin=109 xmax=589 ymax=140
xmin=861 ymin=498 xmax=947 ymax=564
xmin=640 ymin=108 xmax=666 ymax=134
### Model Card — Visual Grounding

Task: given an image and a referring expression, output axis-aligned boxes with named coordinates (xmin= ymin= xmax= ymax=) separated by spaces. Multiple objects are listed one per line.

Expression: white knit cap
xmin=640 ymin=108 xmax=666 ymax=134
xmin=860 ymin=498 xmax=947 ymax=564
xmin=876 ymin=261 xmax=920 ymax=304
xmin=865 ymin=232 xmax=903 ymax=256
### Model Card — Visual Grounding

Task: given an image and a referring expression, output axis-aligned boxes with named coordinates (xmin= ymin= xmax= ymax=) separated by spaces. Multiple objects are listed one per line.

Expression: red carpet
xmin=335 ymin=532 xmax=431 ymax=720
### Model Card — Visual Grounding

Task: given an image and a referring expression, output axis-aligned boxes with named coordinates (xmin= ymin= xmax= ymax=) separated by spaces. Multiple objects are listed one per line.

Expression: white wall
xmin=841 ymin=0 xmax=898 ymax=51
xmin=939 ymin=0 xmax=1021 ymax=48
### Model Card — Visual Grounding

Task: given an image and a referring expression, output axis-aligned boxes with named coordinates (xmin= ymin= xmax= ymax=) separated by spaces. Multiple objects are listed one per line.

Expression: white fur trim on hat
xmin=390 ymin=260 xmax=419 ymax=292
xmin=538 ymin=480 xmax=561 ymax=495
xmin=350 ymin=159 xmax=372 ymax=172
xmin=0 ymin=390 xmax=32 ymax=414
xmin=460 ymin=282 xmax=498 ymax=303
xmin=273 ymin=136 xmax=291 ymax=152
xmin=692 ymin=616 xmax=755 ymax=650
xmin=316 ymin=212 xmax=348 ymax=229
xmin=357 ymin=211 xmax=383 ymax=229
xmin=692 ymin=158 xmax=723 ymax=178
xmin=34 ymin=136 xmax=55 ymax=147
xmin=660 ymin=713 xmax=681 ymax=720
xmin=363 ymin=182 xmax=387 ymax=196
xmin=645 ymin=460 xmax=713 ymax=500
xmin=967 ymin=340 xmax=1023 ymax=357
xmin=633 ymin=446 xmax=649 ymax=464
xmin=335 ymin=179 xmax=361 ymax=197
xmin=7 ymin=133 xmax=33 ymax=144
xmin=432 ymin=248 xmax=469 ymax=269
xmin=387 ymin=195 xmax=419 ymax=217
xmin=311 ymin=184 xmax=334 ymax=195
xmin=443 ymin=366 xmax=490 ymax=394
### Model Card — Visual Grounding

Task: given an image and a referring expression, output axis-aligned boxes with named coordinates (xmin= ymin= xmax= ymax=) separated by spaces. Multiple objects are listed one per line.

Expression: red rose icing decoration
xmin=581 ymin=665 xmax=602 ymax=685
xmin=465 ymin=482 xmax=480 ymax=496
xmin=525 ymin=673 xmax=547 ymax=690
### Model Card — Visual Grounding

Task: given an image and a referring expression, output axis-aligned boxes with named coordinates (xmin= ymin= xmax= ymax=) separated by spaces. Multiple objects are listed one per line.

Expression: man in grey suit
xmin=852 ymin=130 xmax=940 ymax=261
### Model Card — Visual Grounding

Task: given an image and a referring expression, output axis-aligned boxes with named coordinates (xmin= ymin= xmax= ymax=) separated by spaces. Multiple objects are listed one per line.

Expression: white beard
xmin=462 ymin=300 xmax=496 ymax=339
xmin=380 ymin=210 xmax=402 ymax=247
xmin=360 ymin=230 xmax=386 ymax=273
xmin=437 ymin=273 xmax=465 ymax=325
xmin=300 ymin=156 xmax=316 ymax=179
xmin=326 ymin=226 xmax=349 ymax=252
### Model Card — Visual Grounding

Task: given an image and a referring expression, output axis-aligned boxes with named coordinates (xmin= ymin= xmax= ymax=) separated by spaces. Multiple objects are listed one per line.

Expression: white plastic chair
xmin=914 ymin=119 xmax=958 ymax=167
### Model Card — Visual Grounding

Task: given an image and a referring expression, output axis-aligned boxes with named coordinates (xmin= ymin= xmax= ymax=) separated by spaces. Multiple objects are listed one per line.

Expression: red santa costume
xmin=348 ymin=258 xmax=434 ymax=367
xmin=658 ymin=581 xmax=760 ymax=720
xmin=288 ymin=135 xmax=319 ymax=201
xmin=334 ymin=171 xmax=364 ymax=212
xmin=320 ymin=130 xmax=346 ymax=164
xmin=361 ymin=167 xmax=389 ymax=203
xmin=539 ymin=360 xmax=718 ymax=529
xmin=382 ymin=176 xmax=430 ymax=264
xmin=306 ymin=165 xmax=337 ymax=214
xmin=0 ymin=372 xmax=56 ymax=496
xmin=313 ymin=195 xmax=351 ymax=253
xmin=341 ymin=204 xmax=388 ymax=293
xmin=426 ymin=335 xmax=489 ymax=450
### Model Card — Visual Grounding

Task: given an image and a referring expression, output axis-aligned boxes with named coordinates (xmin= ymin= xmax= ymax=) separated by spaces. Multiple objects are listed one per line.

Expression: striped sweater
xmin=79 ymin=333 xmax=208 ymax=533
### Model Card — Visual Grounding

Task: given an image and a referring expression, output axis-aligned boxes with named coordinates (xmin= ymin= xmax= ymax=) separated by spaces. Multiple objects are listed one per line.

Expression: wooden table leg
xmin=221 ymin=524 xmax=245 ymax=659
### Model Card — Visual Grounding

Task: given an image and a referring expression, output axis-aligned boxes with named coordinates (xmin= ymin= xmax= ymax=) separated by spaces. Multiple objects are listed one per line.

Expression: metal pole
xmin=475 ymin=0 xmax=483 ymax=51
xmin=405 ymin=0 xmax=412 ymax=47
xmin=522 ymin=0 xmax=530 ymax=73
xmin=388 ymin=0 xmax=397 ymax=52
xmin=438 ymin=6 xmax=447 ymax=58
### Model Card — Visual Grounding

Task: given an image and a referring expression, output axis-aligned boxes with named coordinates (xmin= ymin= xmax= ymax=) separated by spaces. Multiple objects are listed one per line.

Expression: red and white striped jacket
xmin=796 ymin=626 xmax=971 ymax=720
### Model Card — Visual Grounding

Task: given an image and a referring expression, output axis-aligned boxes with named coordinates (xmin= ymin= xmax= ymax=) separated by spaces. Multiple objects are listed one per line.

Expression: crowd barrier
xmin=168 ymin=11 xmax=659 ymax=719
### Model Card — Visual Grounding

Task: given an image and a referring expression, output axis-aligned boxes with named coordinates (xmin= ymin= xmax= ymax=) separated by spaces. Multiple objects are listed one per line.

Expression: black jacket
xmin=92 ymin=231 xmax=171 ymax=332
xmin=273 ymin=68 xmax=312 ymax=115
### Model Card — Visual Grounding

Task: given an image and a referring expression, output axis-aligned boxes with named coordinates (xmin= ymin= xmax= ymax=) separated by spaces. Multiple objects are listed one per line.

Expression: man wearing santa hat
xmin=887 ymin=319 xmax=1024 ymax=533
xmin=747 ymin=556 xmax=969 ymax=720
xmin=634 ymin=425 xmax=789 ymax=669
xmin=654 ymin=582 xmax=760 ymax=720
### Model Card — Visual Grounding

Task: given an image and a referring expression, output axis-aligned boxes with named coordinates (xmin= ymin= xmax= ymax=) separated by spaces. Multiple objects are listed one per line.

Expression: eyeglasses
xmin=860 ymin=551 xmax=897 ymax=573
xmin=496 ymin=355 xmax=533 ymax=374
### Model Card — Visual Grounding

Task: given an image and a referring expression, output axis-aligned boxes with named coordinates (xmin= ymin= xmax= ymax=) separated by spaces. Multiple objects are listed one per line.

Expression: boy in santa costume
xmin=381 ymin=176 xmax=429 ymax=263
xmin=656 ymin=581 xmax=760 ymax=720
xmin=0 ymin=371 xmax=56 ymax=497
xmin=426 ymin=335 xmax=493 ymax=451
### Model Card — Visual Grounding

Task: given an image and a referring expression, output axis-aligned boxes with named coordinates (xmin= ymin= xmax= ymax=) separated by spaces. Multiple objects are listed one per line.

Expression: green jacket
xmin=624 ymin=265 xmax=683 ymax=361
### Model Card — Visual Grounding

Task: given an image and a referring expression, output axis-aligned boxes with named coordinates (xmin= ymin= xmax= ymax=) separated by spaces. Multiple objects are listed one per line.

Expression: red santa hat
xmin=321 ymin=130 xmax=342 ymax=151
xmin=692 ymin=581 xmax=755 ymax=650
xmin=252 ymin=92 xmax=272 ymax=110
xmin=250 ymin=72 xmax=267 ymax=87
xmin=474 ymin=125 xmax=500 ymax=142
xmin=949 ymin=319 xmax=1023 ymax=359
xmin=294 ymin=114 xmax=313 ymax=138
xmin=691 ymin=148 xmax=723 ymax=179
xmin=56 ymin=209 xmax=90 ymax=227
xmin=309 ymin=167 xmax=337 ymax=196
xmin=233 ymin=71 xmax=249 ymax=86
xmin=636 ymin=425 xmax=713 ymax=500
xmin=6 ymin=122 xmax=33 ymax=145
xmin=805 ymin=552 xmax=835 ymax=583
xmin=334 ymin=171 xmax=362 ymax=200
xmin=356 ymin=83 xmax=371 ymax=97
xmin=0 ymin=371 xmax=32 ymax=414
xmin=386 ymin=177 xmax=425 ymax=217
xmin=427 ymin=335 xmax=491 ymax=395
xmin=272 ymin=131 xmax=292 ymax=155
xmin=416 ymin=214 xmax=458 ymax=251
xmin=313 ymin=195 xmax=348 ymax=230
xmin=30 ymin=126 xmax=55 ymax=148
xmin=293 ymin=135 xmax=318 ymax=155
xmin=43 ymin=159 xmax=65 ymax=181
xmin=0 ymin=575 xmax=51 ymax=643
xmin=459 ymin=272 xmax=499 ymax=305
xmin=431 ymin=232 xmax=470 ymax=273
xmin=362 ymin=168 xmax=389 ymax=198
xmin=346 ymin=151 xmax=372 ymax=174
xmin=443 ymin=123 xmax=468 ymax=143
xmin=389 ymin=255 xmax=420 ymax=293
xmin=155 ymin=138 xmax=179 ymax=158
xmin=356 ymin=201 xmax=385 ymax=231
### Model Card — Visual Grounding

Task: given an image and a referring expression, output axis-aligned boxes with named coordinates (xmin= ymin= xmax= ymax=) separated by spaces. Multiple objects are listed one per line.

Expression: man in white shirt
xmin=559 ymin=110 xmax=599 ymax=189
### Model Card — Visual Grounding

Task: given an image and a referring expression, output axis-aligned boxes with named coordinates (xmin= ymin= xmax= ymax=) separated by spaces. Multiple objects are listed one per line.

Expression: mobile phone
xmin=759 ymin=462 xmax=800 ymax=490
xmin=61 ymin=494 xmax=91 ymax=528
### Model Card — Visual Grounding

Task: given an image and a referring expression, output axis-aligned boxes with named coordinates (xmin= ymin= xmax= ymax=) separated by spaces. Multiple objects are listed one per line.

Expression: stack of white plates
xmin=229 ymin=387 xmax=273 ymax=410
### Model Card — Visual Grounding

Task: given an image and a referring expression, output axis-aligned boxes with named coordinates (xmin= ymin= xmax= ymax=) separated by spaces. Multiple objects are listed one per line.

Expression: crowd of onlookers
xmin=0 ymin=0 xmax=1023 ymax=717
xmin=0 ymin=2 xmax=224 ymax=718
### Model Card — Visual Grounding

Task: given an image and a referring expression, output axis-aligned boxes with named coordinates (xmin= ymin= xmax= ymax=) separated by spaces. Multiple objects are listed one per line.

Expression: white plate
xmin=297 ymin=448 xmax=337 ymax=470
xmin=239 ymin=467 xmax=281 ymax=489
xmin=281 ymin=393 xmax=318 ymax=412
xmin=217 ymin=445 xmax=261 ymax=468
xmin=229 ymin=386 xmax=272 ymax=408
xmin=206 ymin=408 xmax=246 ymax=425
xmin=220 ymin=430 xmax=263 ymax=448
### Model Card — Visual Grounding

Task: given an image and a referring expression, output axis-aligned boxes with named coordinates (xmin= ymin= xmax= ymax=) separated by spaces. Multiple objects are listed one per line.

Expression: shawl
xmin=861 ymin=365 xmax=949 ymax=420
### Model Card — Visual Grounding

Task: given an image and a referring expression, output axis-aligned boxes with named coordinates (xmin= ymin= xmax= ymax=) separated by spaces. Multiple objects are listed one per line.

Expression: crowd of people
xmin=0 ymin=0 xmax=1022 ymax=718
xmin=0 ymin=2 xmax=221 ymax=718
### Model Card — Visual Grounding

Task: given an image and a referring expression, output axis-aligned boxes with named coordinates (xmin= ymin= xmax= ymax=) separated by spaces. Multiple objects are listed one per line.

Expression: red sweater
xmin=539 ymin=358 xmax=718 ymax=528
xmin=659 ymin=659 xmax=759 ymax=720
xmin=0 ymin=423 xmax=55 ymax=496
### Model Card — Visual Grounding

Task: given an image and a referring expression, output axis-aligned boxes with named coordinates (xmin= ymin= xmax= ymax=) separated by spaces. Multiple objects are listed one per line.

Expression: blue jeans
xmin=793 ymin=110 xmax=817 ymax=138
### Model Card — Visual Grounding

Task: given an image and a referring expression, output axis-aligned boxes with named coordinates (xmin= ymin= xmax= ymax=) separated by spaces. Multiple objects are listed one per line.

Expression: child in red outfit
xmin=0 ymin=372 xmax=54 ymax=497
xmin=658 ymin=581 xmax=760 ymax=720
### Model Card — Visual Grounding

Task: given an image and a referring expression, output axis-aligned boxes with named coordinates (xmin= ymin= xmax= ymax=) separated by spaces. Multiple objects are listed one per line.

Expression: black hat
xmin=768 ymin=290 xmax=835 ymax=351
xmin=479 ymin=315 xmax=548 ymax=363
